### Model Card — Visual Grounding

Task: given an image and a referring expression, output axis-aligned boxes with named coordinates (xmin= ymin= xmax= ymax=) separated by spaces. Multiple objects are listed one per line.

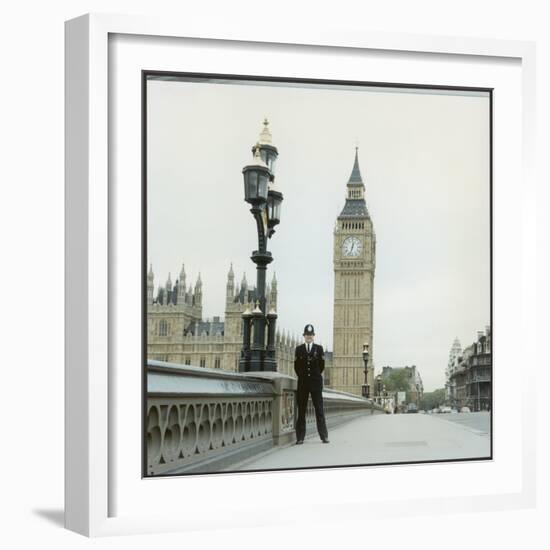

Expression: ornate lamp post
xmin=361 ymin=343 xmax=370 ymax=398
xmin=239 ymin=119 xmax=284 ymax=372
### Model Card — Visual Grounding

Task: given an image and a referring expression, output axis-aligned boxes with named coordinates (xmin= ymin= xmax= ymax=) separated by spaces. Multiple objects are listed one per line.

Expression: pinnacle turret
xmin=193 ymin=272 xmax=202 ymax=306
xmin=147 ymin=264 xmax=154 ymax=305
xmin=178 ymin=263 xmax=187 ymax=299
xmin=226 ymin=263 xmax=235 ymax=301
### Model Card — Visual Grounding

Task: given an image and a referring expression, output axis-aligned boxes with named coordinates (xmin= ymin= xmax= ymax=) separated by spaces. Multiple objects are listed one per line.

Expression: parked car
xmin=432 ymin=408 xmax=439 ymax=414
xmin=460 ymin=406 xmax=471 ymax=413
xmin=439 ymin=406 xmax=452 ymax=413
xmin=450 ymin=408 xmax=458 ymax=414
xmin=406 ymin=403 xmax=418 ymax=413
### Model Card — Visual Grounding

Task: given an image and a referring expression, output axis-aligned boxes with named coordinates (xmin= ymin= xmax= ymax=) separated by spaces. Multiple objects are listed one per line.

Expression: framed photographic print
xmin=65 ymin=13 xmax=536 ymax=537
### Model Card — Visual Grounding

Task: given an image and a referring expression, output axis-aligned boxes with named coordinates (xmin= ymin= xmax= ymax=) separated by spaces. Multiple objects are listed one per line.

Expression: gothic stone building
xmin=331 ymin=148 xmax=376 ymax=396
xmin=147 ymin=264 xmax=306 ymax=377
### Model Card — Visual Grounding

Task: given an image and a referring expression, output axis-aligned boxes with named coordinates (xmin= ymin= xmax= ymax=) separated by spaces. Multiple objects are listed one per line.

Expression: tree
xmin=383 ymin=369 xmax=411 ymax=392
xmin=419 ymin=388 xmax=446 ymax=410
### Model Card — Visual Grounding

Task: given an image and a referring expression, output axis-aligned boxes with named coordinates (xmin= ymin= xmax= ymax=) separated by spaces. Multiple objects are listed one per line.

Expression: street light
xmin=242 ymin=146 xmax=270 ymax=205
xmin=240 ymin=306 xmax=253 ymax=368
xmin=239 ymin=120 xmax=284 ymax=372
xmin=267 ymin=190 xmax=283 ymax=236
xmin=361 ymin=343 xmax=370 ymax=398
xmin=375 ymin=374 xmax=383 ymax=405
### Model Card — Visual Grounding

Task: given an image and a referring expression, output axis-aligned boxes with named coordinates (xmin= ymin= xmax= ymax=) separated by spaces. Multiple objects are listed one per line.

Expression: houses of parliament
xmin=147 ymin=264 xmax=303 ymax=377
xmin=147 ymin=148 xmax=376 ymax=396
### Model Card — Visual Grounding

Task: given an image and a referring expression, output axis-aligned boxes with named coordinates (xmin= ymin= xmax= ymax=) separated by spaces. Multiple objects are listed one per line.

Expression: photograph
xmin=143 ymin=73 xmax=492 ymax=477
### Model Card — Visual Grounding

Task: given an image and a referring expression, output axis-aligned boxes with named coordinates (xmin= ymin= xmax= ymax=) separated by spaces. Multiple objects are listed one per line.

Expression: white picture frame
xmin=65 ymin=13 xmax=536 ymax=537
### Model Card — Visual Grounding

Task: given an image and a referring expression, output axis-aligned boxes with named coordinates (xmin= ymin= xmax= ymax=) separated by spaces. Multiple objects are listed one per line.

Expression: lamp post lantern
xmin=239 ymin=120 xmax=284 ymax=372
xmin=361 ymin=342 xmax=370 ymax=398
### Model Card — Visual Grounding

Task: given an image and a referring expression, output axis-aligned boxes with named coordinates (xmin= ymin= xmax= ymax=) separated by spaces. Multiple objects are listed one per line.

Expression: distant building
xmin=445 ymin=337 xmax=463 ymax=401
xmin=447 ymin=326 xmax=492 ymax=411
xmin=381 ymin=365 xmax=424 ymax=405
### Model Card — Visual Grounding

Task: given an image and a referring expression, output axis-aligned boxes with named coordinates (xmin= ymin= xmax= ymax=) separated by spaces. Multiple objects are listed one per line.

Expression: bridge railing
xmin=146 ymin=360 xmax=385 ymax=475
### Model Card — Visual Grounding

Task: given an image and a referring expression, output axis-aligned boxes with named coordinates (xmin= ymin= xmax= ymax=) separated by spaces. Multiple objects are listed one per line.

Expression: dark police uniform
xmin=294 ymin=324 xmax=329 ymax=443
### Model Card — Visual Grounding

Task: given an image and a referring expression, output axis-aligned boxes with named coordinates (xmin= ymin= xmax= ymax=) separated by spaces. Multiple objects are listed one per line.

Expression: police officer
xmin=294 ymin=324 xmax=329 ymax=444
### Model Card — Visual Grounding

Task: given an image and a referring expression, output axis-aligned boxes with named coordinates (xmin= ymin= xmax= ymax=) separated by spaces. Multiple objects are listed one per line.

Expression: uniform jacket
xmin=294 ymin=343 xmax=325 ymax=392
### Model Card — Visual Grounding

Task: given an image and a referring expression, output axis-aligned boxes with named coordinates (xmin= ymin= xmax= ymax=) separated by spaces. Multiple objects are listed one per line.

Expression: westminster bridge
xmin=146 ymin=360 xmax=490 ymax=476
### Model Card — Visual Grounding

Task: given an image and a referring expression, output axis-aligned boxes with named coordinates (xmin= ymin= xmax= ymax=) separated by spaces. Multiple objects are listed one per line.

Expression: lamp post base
xmin=262 ymin=357 xmax=277 ymax=372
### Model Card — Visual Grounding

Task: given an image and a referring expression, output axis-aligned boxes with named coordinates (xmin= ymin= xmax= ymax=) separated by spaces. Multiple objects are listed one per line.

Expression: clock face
xmin=342 ymin=236 xmax=363 ymax=257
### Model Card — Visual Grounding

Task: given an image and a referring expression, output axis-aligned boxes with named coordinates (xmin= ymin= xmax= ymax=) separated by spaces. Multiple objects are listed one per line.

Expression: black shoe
xmin=296 ymin=440 xmax=304 ymax=445
xmin=321 ymin=438 xmax=330 ymax=444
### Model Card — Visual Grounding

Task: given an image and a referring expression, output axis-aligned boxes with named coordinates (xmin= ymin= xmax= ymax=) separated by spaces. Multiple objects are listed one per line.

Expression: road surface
xmin=226 ymin=412 xmax=491 ymax=471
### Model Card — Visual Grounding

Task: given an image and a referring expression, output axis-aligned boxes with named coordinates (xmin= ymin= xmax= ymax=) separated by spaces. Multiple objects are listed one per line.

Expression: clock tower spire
xmin=331 ymin=147 xmax=376 ymax=396
xmin=342 ymin=146 xmax=368 ymax=208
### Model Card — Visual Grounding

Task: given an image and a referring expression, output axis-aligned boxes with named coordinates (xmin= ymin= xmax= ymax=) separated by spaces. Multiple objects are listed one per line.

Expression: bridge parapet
xmin=146 ymin=360 xmax=384 ymax=475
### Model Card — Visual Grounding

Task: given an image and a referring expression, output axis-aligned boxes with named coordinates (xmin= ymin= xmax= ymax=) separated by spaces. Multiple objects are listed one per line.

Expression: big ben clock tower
xmin=332 ymin=148 xmax=376 ymax=396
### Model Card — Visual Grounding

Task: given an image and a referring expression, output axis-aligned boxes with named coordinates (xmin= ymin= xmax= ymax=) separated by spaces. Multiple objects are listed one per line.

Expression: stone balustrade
xmin=146 ymin=360 xmax=385 ymax=475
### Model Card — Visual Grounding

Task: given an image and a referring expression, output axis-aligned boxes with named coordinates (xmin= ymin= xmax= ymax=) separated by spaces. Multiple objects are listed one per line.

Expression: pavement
xmin=226 ymin=411 xmax=491 ymax=471
xmin=430 ymin=411 xmax=491 ymax=435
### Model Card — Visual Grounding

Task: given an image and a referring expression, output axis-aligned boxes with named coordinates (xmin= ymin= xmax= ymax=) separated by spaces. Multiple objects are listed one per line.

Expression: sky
xmin=146 ymin=77 xmax=490 ymax=392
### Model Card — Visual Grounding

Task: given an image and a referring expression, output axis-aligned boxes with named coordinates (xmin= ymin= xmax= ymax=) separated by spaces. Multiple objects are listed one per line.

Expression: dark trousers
xmin=296 ymin=385 xmax=328 ymax=441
